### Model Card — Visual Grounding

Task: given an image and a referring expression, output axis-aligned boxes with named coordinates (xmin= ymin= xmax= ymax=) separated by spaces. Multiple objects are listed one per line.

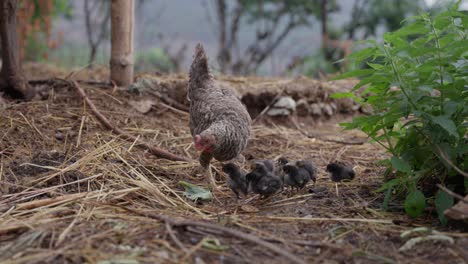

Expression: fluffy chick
xmin=276 ymin=157 xmax=289 ymax=182
xmin=246 ymin=162 xmax=282 ymax=198
xmin=222 ymin=163 xmax=248 ymax=198
xmin=283 ymin=162 xmax=312 ymax=191
xmin=296 ymin=160 xmax=317 ymax=184
xmin=260 ymin=159 xmax=275 ymax=172
xmin=326 ymin=162 xmax=356 ymax=182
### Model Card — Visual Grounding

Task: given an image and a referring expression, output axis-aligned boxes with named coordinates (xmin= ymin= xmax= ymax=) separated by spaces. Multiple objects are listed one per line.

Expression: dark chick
xmin=246 ymin=162 xmax=282 ymax=198
xmin=222 ymin=163 xmax=248 ymax=198
xmin=283 ymin=163 xmax=311 ymax=190
xmin=276 ymin=157 xmax=289 ymax=183
xmin=326 ymin=163 xmax=356 ymax=182
xmin=260 ymin=159 xmax=275 ymax=172
xmin=296 ymin=160 xmax=317 ymax=184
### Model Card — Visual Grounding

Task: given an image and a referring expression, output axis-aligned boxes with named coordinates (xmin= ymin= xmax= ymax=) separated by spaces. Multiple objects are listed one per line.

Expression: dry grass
xmin=0 ymin=68 xmax=466 ymax=263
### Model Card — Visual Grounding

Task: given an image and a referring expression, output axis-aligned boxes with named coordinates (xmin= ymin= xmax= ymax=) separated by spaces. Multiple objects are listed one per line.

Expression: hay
xmin=0 ymin=69 xmax=465 ymax=263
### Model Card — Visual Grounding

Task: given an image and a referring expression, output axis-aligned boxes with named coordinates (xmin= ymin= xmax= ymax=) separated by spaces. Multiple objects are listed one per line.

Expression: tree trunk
xmin=110 ymin=0 xmax=134 ymax=86
xmin=320 ymin=0 xmax=334 ymax=62
xmin=215 ymin=0 xmax=229 ymax=73
xmin=0 ymin=0 xmax=35 ymax=99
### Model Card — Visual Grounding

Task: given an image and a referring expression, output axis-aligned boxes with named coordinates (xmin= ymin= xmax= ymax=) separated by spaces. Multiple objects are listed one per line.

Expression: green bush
xmin=334 ymin=3 xmax=467 ymax=224
xmin=135 ymin=48 xmax=175 ymax=73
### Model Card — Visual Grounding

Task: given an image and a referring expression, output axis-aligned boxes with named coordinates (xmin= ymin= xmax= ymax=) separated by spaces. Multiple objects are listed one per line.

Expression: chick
xmin=246 ymin=162 xmax=282 ymax=198
xmin=276 ymin=157 xmax=289 ymax=183
xmin=222 ymin=163 xmax=248 ymax=198
xmin=249 ymin=159 xmax=274 ymax=172
xmin=261 ymin=159 xmax=275 ymax=172
xmin=296 ymin=160 xmax=317 ymax=185
xmin=276 ymin=157 xmax=289 ymax=169
xmin=283 ymin=160 xmax=316 ymax=190
xmin=326 ymin=162 xmax=356 ymax=182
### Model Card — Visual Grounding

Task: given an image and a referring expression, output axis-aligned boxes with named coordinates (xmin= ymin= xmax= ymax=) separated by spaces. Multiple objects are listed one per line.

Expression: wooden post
xmin=110 ymin=0 xmax=134 ymax=86
xmin=0 ymin=0 xmax=35 ymax=99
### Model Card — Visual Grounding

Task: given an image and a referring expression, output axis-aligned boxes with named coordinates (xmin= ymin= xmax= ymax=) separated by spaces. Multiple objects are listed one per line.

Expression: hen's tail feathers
xmin=189 ymin=43 xmax=211 ymax=85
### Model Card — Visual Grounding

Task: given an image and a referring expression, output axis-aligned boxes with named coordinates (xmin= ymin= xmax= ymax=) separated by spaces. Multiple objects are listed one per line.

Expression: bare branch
xmin=72 ymin=81 xmax=189 ymax=162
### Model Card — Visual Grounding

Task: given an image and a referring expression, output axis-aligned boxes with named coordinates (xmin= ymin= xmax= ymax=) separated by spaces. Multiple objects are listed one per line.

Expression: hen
xmin=188 ymin=44 xmax=252 ymax=191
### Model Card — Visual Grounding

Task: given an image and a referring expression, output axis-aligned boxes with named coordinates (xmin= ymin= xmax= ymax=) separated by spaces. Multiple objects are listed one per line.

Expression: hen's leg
xmin=199 ymin=153 xmax=219 ymax=191
xmin=206 ymin=165 xmax=220 ymax=192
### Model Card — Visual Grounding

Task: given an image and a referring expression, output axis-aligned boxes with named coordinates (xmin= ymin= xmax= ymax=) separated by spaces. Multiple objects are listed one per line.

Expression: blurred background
xmin=16 ymin=0 xmax=468 ymax=77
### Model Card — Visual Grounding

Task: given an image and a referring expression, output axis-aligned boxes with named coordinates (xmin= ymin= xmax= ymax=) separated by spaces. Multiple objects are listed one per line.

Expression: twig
xmin=252 ymin=87 xmax=286 ymax=124
xmin=434 ymin=145 xmax=468 ymax=179
xmin=264 ymin=238 xmax=344 ymax=250
xmin=0 ymin=192 xmax=93 ymax=212
xmin=71 ymin=81 xmax=189 ymax=162
xmin=29 ymin=78 xmax=114 ymax=88
xmin=266 ymin=216 xmax=393 ymax=224
xmin=437 ymin=184 xmax=468 ymax=204
xmin=147 ymin=90 xmax=189 ymax=112
xmin=113 ymin=205 xmax=307 ymax=264
xmin=166 ymin=222 xmax=189 ymax=253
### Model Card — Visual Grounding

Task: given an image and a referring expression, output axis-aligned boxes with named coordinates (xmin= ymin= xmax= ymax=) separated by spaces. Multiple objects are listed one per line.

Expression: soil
xmin=0 ymin=64 xmax=466 ymax=264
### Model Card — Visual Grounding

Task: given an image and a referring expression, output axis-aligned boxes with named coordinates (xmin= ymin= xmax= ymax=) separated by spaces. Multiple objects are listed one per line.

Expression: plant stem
xmin=383 ymin=45 xmax=419 ymax=111
xmin=382 ymin=126 xmax=395 ymax=154
xmin=428 ymin=17 xmax=445 ymax=114
xmin=369 ymin=134 xmax=395 ymax=155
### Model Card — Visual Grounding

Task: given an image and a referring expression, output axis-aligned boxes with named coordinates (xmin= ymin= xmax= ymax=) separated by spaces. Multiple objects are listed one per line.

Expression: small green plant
xmin=334 ymin=3 xmax=467 ymax=223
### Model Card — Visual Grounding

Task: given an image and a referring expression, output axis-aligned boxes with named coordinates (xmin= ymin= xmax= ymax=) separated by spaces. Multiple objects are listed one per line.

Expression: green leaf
xmin=179 ymin=181 xmax=213 ymax=201
xmin=381 ymin=186 xmax=393 ymax=211
xmin=393 ymin=20 xmax=427 ymax=37
xmin=435 ymin=189 xmax=454 ymax=226
xmin=332 ymin=69 xmax=374 ymax=80
xmin=430 ymin=115 xmax=459 ymax=138
xmin=202 ymin=238 xmax=229 ymax=251
xmin=345 ymin=46 xmax=377 ymax=61
xmin=377 ymin=178 xmax=400 ymax=192
xmin=391 ymin=156 xmax=411 ymax=173
xmin=330 ymin=92 xmax=362 ymax=102
xmin=404 ymin=190 xmax=426 ymax=218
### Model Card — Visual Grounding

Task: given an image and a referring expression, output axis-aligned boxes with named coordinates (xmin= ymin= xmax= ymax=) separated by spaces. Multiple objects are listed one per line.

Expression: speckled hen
xmin=188 ymin=44 xmax=252 ymax=191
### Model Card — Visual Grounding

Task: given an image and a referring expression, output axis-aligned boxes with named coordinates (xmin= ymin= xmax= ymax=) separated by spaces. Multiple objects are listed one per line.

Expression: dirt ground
xmin=0 ymin=64 xmax=467 ymax=264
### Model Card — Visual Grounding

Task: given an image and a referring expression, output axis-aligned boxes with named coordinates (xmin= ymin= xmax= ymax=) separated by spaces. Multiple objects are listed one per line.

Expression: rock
xmin=310 ymin=103 xmax=322 ymax=116
xmin=444 ymin=195 xmax=468 ymax=221
xmin=338 ymin=97 xmax=357 ymax=113
xmin=273 ymin=96 xmax=296 ymax=110
xmin=129 ymin=99 xmax=155 ymax=114
xmin=296 ymin=99 xmax=310 ymax=116
xmin=330 ymin=102 xmax=337 ymax=112
xmin=267 ymin=96 xmax=296 ymax=116
xmin=322 ymin=103 xmax=334 ymax=116
xmin=360 ymin=104 xmax=373 ymax=114
xmin=267 ymin=108 xmax=291 ymax=116
xmin=55 ymin=132 xmax=64 ymax=140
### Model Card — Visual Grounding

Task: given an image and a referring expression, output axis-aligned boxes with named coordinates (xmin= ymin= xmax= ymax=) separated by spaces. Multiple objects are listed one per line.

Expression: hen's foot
xmin=191 ymin=166 xmax=206 ymax=178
